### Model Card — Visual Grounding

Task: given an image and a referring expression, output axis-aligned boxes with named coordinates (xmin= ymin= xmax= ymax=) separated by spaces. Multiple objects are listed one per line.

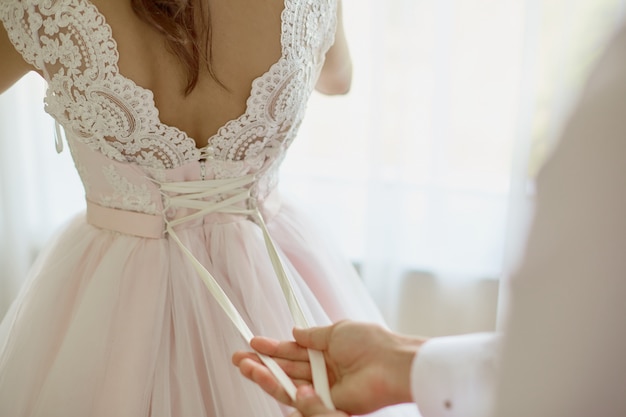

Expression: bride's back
xmin=93 ymin=0 xmax=285 ymax=148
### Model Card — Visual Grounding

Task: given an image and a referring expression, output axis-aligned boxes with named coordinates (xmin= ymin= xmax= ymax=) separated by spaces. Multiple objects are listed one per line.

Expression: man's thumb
xmin=293 ymin=325 xmax=332 ymax=350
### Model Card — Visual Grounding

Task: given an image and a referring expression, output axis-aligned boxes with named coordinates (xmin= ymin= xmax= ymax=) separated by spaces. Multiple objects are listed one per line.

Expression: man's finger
xmin=293 ymin=385 xmax=348 ymax=417
xmin=251 ymin=337 xmax=310 ymax=361
xmin=238 ymin=358 xmax=295 ymax=405
xmin=233 ymin=349 xmax=313 ymax=380
xmin=293 ymin=324 xmax=335 ymax=351
xmin=232 ymin=350 xmax=262 ymax=366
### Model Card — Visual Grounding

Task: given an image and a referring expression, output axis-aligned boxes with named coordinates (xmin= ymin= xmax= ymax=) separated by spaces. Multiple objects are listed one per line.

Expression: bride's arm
xmin=0 ymin=23 xmax=36 ymax=94
xmin=315 ymin=0 xmax=352 ymax=95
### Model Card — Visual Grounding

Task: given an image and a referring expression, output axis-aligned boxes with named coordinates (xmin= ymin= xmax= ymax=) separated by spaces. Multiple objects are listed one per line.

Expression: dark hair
xmin=131 ymin=0 xmax=220 ymax=94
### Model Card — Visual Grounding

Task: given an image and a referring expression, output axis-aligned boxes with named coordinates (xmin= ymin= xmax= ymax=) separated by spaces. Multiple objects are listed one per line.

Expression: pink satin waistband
xmin=86 ymin=200 xmax=165 ymax=239
xmin=86 ymin=188 xmax=282 ymax=240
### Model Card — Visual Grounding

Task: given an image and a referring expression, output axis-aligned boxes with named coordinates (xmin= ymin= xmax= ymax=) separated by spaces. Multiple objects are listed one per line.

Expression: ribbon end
xmin=54 ymin=121 xmax=64 ymax=154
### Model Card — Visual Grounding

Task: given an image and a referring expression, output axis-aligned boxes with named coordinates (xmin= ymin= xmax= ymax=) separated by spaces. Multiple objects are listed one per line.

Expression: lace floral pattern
xmin=1 ymin=0 xmax=337 ymax=176
xmin=99 ymin=165 xmax=158 ymax=215
xmin=1 ymin=0 xmax=336 ymax=216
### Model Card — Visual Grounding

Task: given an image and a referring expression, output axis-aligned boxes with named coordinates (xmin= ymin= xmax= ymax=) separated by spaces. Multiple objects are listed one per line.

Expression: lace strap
xmin=0 ymin=0 xmax=47 ymax=73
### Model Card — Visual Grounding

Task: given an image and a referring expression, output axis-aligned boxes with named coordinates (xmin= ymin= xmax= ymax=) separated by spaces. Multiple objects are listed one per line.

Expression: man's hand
xmin=232 ymin=320 xmax=426 ymax=415
xmin=288 ymin=385 xmax=350 ymax=417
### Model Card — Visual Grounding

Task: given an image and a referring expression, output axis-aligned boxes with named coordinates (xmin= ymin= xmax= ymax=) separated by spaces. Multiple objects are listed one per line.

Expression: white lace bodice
xmin=1 ymin=0 xmax=336 ymax=216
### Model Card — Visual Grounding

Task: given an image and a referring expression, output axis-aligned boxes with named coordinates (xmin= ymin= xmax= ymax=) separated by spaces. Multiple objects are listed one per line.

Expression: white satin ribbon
xmin=158 ymin=175 xmax=335 ymax=409
xmin=54 ymin=121 xmax=65 ymax=153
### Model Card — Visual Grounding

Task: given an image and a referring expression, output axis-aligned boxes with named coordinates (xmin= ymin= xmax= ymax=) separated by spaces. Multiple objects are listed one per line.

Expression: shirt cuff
xmin=411 ymin=333 xmax=499 ymax=417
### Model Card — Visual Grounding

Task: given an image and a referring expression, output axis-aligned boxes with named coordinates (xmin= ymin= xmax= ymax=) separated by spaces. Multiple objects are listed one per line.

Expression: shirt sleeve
xmin=411 ymin=333 xmax=500 ymax=417
xmin=491 ymin=23 xmax=626 ymax=417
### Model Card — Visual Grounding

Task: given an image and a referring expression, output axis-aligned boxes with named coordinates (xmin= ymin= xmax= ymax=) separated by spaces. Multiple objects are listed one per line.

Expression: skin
xmin=232 ymin=320 xmax=427 ymax=416
xmin=0 ymin=19 xmax=35 ymax=94
xmin=0 ymin=0 xmax=352 ymax=146
xmin=314 ymin=0 xmax=352 ymax=95
xmin=289 ymin=385 xmax=350 ymax=417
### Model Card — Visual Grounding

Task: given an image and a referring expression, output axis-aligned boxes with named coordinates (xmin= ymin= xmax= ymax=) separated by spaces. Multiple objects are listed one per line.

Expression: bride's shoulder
xmin=0 ymin=7 xmax=39 ymax=93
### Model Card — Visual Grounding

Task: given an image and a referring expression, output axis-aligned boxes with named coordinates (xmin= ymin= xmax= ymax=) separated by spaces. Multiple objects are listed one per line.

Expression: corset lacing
xmin=157 ymin=174 xmax=335 ymax=409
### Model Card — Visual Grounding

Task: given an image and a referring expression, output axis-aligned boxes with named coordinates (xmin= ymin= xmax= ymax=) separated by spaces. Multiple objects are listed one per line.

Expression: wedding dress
xmin=0 ymin=0 xmax=420 ymax=415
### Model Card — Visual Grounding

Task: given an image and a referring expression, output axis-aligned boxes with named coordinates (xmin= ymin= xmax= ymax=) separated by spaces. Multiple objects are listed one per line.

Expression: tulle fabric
xmin=0 ymin=197 xmax=419 ymax=417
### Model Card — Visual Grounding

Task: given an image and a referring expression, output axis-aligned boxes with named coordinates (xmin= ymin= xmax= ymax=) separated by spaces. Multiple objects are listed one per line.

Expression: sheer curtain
xmin=0 ymin=74 xmax=84 ymax=316
xmin=280 ymin=0 xmax=625 ymax=332
xmin=1 ymin=0 xmax=624 ymax=332
xmin=280 ymin=0 xmax=526 ymax=333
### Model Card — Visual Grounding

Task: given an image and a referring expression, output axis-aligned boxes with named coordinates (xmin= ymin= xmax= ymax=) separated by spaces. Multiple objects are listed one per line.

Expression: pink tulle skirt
xmin=0 ymin=198 xmax=419 ymax=416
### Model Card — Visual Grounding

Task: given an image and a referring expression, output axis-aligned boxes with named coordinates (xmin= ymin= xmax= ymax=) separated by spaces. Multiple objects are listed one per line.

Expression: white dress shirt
xmin=409 ymin=21 xmax=626 ymax=417
xmin=411 ymin=333 xmax=499 ymax=417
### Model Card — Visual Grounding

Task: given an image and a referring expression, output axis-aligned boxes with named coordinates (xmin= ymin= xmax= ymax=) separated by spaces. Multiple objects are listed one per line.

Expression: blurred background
xmin=1 ymin=0 xmax=624 ymax=336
